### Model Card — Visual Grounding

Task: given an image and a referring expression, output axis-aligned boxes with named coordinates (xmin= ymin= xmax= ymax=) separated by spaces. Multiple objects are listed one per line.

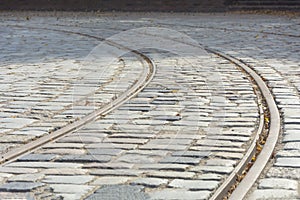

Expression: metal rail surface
xmin=0 ymin=27 xmax=156 ymax=165
xmin=206 ymin=49 xmax=280 ymax=200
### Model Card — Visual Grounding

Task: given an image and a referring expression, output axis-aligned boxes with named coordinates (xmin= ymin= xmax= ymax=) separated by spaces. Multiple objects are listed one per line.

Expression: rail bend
xmin=206 ymin=48 xmax=281 ymax=200
xmin=1 ymin=25 xmax=281 ymax=200
xmin=0 ymin=27 xmax=156 ymax=165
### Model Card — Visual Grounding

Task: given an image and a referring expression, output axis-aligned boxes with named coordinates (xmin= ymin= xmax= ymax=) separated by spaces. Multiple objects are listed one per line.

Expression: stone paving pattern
xmin=0 ymin=12 xmax=299 ymax=200
xmin=0 ymin=22 xmax=145 ymax=154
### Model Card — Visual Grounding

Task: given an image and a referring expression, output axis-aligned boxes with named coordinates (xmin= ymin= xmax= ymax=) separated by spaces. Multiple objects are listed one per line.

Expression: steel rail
xmin=109 ymin=26 xmax=280 ymax=198
xmin=1 ymin=25 xmax=281 ymax=200
xmin=228 ymin=57 xmax=280 ymax=200
xmin=206 ymin=49 xmax=280 ymax=200
xmin=0 ymin=28 xmax=156 ymax=165
xmin=98 ymin=30 xmax=279 ymax=199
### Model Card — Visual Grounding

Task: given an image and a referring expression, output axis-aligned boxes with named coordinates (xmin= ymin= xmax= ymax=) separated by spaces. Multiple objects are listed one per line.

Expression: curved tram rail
xmin=0 ymin=26 xmax=157 ymax=165
xmin=1 ymin=25 xmax=280 ymax=200
xmin=207 ymin=49 xmax=280 ymax=200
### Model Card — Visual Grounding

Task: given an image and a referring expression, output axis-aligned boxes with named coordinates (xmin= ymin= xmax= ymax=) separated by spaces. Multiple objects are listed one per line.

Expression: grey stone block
xmin=0 ymin=192 xmax=35 ymax=200
xmin=137 ymin=164 xmax=189 ymax=171
xmin=56 ymin=155 xmax=112 ymax=163
xmin=258 ymin=178 xmax=298 ymax=190
xmin=103 ymin=138 xmax=149 ymax=144
xmin=171 ymin=151 xmax=210 ymax=158
xmin=275 ymin=158 xmax=300 ymax=167
xmin=249 ymin=189 xmax=298 ymax=199
xmin=116 ymin=154 xmax=160 ymax=164
xmin=90 ymin=169 xmax=142 ymax=177
xmin=6 ymin=162 xmax=83 ymax=169
xmin=190 ymin=166 xmax=234 ymax=174
xmin=91 ymin=176 xmax=132 ymax=185
xmin=83 ymin=162 xmax=134 ymax=169
xmin=0 ymin=181 xmax=44 ymax=192
xmin=147 ymin=171 xmax=195 ymax=179
xmin=41 ymin=168 xmax=88 ymax=175
xmin=149 ymin=188 xmax=210 ymax=200
xmin=0 ymin=167 xmax=39 ymax=174
xmin=8 ymin=174 xmax=44 ymax=182
xmin=169 ymin=179 xmax=219 ymax=190
xmin=49 ymin=184 xmax=93 ymax=194
xmin=131 ymin=178 xmax=168 ymax=187
xmin=283 ymin=133 xmax=300 ymax=142
xmin=17 ymin=154 xmax=57 ymax=162
xmin=159 ymin=156 xmax=202 ymax=165
xmin=86 ymin=185 xmax=148 ymax=200
xmin=284 ymin=142 xmax=300 ymax=150
xmin=206 ymin=159 xmax=237 ymax=167
xmin=42 ymin=175 xmax=94 ymax=184
xmin=87 ymin=148 xmax=124 ymax=156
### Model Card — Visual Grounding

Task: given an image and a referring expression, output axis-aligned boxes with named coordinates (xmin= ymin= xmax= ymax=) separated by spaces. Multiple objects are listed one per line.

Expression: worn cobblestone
xmin=149 ymin=189 xmax=210 ymax=200
xmin=131 ymin=178 xmax=168 ymax=187
xmin=258 ymin=178 xmax=298 ymax=190
xmin=49 ymin=184 xmax=94 ymax=194
xmin=0 ymin=181 xmax=45 ymax=192
xmin=8 ymin=174 xmax=44 ymax=182
xmin=17 ymin=154 xmax=58 ymax=162
xmin=42 ymin=175 xmax=94 ymax=184
xmin=169 ymin=179 xmax=219 ymax=191
xmin=86 ymin=185 xmax=148 ymax=200
xmin=147 ymin=171 xmax=196 ymax=179
xmin=91 ymin=176 xmax=132 ymax=185
xmin=249 ymin=189 xmax=299 ymax=200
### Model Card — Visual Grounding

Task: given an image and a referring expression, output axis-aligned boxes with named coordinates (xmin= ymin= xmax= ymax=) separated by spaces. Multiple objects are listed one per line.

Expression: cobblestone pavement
xmin=0 ymin=12 xmax=299 ymax=199
xmin=0 ymin=21 xmax=145 ymax=154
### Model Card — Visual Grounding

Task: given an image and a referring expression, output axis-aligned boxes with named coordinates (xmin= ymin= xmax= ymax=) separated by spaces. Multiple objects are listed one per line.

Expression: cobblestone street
xmin=0 ymin=12 xmax=299 ymax=199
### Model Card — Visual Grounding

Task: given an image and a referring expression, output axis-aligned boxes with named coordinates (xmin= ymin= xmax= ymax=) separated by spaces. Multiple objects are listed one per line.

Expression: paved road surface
xmin=0 ymin=12 xmax=299 ymax=200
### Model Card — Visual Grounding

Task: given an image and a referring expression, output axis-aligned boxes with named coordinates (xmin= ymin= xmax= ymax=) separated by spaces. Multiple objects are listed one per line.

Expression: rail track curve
xmin=0 ymin=24 xmax=281 ymax=199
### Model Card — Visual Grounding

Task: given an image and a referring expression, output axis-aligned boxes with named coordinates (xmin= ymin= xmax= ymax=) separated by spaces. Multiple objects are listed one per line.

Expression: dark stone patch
xmin=152 ymin=100 xmax=177 ymax=105
xmin=154 ymin=116 xmax=181 ymax=121
xmin=56 ymin=155 xmax=111 ymax=163
xmin=0 ymin=192 xmax=35 ymax=200
xmin=86 ymin=148 xmax=123 ymax=156
xmin=0 ymin=182 xmax=44 ymax=192
xmin=17 ymin=154 xmax=57 ymax=162
xmin=119 ymin=106 xmax=152 ymax=112
xmin=172 ymin=151 xmax=211 ymax=158
xmin=86 ymin=185 xmax=149 ymax=200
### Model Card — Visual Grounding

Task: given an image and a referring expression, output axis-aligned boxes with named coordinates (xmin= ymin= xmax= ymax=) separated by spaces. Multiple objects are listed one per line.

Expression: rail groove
xmin=207 ymin=49 xmax=280 ymax=200
xmin=119 ymin=26 xmax=282 ymax=198
xmin=133 ymin=25 xmax=282 ymax=199
xmin=206 ymin=50 xmax=265 ymax=200
xmin=0 ymin=27 xmax=156 ymax=165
